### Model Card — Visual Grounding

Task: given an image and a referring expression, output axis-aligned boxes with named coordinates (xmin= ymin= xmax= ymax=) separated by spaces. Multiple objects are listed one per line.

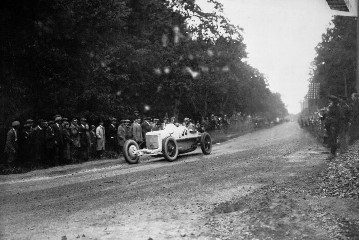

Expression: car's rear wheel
xmin=162 ymin=136 xmax=178 ymax=161
xmin=123 ymin=140 xmax=140 ymax=164
xmin=200 ymin=132 xmax=212 ymax=155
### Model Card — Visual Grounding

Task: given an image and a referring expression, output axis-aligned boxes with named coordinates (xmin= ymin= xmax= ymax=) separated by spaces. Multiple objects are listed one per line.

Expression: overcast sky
xmin=198 ymin=0 xmax=334 ymax=113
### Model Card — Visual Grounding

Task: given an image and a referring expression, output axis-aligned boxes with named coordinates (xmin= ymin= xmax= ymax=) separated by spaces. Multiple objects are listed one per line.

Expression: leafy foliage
xmin=310 ymin=16 xmax=356 ymax=106
xmin=1 ymin=0 xmax=287 ymax=126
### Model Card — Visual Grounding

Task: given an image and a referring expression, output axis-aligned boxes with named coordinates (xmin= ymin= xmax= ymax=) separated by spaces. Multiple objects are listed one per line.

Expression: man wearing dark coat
xmin=117 ymin=120 xmax=126 ymax=153
xmin=141 ymin=117 xmax=152 ymax=147
xmin=132 ymin=118 xmax=143 ymax=146
xmin=4 ymin=121 xmax=20 ymax=168
xmin=53 ymin=116 xmax=64 ymax=165
xmin=45 ymin=121 xmax=55 ymax=166
xmin=325 ymin=95 xmax=343 ymax=158
xmin=33 ymin=119 xmax=47 ymax=167
xmin=21 ymin=119 xmax=35 ymax=167
xmin=108 ymin=118 xmax=118 ymax=152
xmin=124 ymin=120 xmax=132 ymax=140
xmin=79 ymin=118 xmax=90 ymax=162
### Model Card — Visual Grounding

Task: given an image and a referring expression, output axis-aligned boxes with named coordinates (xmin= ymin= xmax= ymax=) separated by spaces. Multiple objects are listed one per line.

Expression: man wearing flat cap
xmin=117 ymin=120 xmax=126 ymax=153
xmin=4 ymin=121 xmax=20 ymax=168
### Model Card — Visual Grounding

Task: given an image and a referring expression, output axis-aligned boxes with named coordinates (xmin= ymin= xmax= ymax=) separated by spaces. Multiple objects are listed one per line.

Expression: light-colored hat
xmin=55 ymin=116 xmax=62 ymax=122
xmin=12 ymin=121 xmax=20 ymax=127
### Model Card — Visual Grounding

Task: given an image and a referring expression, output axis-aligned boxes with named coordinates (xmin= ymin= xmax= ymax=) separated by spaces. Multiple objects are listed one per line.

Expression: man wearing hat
xmin=21 ymin=119 xmax=35 ymax=166
xmin=79 ymin=117 xmax=90 ymax=162
xmin=32 ymin=119 xmax=47 ymax=166
xmin=96 ymin=120 xmax=106 ymax=158
xmin=161 ymin=116 xmax=169 ymax=130
xmin=4 ymin=121 xmax=20 ymax=168
xmin=152 ymin=118 xmax=161 ymax=131
xmin=124 ymin=120 xmax=132 ymax=140
xmin=108 ymin=117 xmax=118 ymax=152
xmin=141 ymin=117 xmax=152 ymax=147
xmin=70 ymin=118 xmax=81 ymax=162
xmin=325 ymin=95 xmax=343 ymax=158
xmin=132 ymin=118 xmax=143 ymax=146
xmin=53 ymin=116 xmax=64 ymax=165
xmin=117 ymin=120 xmax=126 ymax=153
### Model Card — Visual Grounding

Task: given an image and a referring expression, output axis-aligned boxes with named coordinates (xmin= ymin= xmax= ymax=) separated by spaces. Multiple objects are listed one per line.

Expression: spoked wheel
xmin=200 ymin=132 xmax=212 ymax=155
xmin=162 ymin=136 xmax=178 ymax=161
xmin=123 ymin=140 xmax=140 ymax=164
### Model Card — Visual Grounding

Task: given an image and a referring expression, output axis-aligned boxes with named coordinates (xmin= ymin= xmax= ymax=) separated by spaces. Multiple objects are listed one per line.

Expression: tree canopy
xmin=310 ymin=16 xmax=356 ymax=106
xmin=1 ymin=0 xmax=288 ymax=125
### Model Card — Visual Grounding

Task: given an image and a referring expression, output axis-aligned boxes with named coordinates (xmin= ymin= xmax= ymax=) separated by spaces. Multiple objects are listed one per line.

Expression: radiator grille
xmin=146 ymin=135 xmax=159 ymax=149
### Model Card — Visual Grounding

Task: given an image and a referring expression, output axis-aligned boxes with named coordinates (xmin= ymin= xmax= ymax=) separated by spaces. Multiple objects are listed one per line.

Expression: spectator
xmin=70 ymin=118 xmax=81 ymax=163
xmin=62 ymin=120 xmax=72 ymax=164
xmin=89 ymin=125 xmax=97 ymax=159
xmin=117 ymin=120 xmax=126 ymax=153
xmin=108 ymin=117 xmax=118 ymax=152
xmin=4 ymin=121 xmax=20 ymax=168
xmin=96 ymin=120 xmax=106 ymax=158
xmin=132 ymin=118 xmax=143 ymax=146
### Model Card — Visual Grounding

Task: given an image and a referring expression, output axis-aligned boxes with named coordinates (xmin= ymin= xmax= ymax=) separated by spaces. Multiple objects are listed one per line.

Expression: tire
xmin=123 ymin=140 xmax=140 ymax=164
xmin=162 ymin=136 xmax=179 ymax=162
xmin=200 ymin=132 xmax=212 ymax=155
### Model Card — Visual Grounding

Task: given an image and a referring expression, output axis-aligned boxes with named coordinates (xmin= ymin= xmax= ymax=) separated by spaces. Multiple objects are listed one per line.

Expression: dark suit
xmin=141 ymin=120 xmax=152 ymax=146
xmin=108 ymin=124 xmax=117 ymax=152
xmin=4 ymin=128 xmax=18 ymax=167
xmin=117 ymin=125 xmax=126 ymax=148
xmin=52 ymin=123 xmax=64 ymax=165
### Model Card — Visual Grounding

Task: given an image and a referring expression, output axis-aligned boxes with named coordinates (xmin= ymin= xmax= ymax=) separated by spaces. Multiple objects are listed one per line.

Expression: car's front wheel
xmin=162 ymin=136 xmax=178 ymax=162
xmin=123 ymin=140 xmax=140 ymax=164
xmin=200 ymin=132 xmax=212 ymax=155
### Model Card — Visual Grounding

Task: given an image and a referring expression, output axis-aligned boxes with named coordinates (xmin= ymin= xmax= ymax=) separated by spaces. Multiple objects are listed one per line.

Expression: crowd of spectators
xmin=2 ymin=111 xmax=279 ymax=171
xmin=299 ymin=93 xmax=359 ymax=158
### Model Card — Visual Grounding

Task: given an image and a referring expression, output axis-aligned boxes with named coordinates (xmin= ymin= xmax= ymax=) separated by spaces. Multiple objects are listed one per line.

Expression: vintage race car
xmin=122 ymin=123 xmax=212 ymax=164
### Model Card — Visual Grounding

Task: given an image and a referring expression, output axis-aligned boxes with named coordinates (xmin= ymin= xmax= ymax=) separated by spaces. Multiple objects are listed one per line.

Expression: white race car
xmin=123 ymin=123 xmax=212 ymax=164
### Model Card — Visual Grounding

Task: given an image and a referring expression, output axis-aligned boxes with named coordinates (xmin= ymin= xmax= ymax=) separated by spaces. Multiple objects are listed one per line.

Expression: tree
xmin=310 ymin=16 xmax=356 ymax=106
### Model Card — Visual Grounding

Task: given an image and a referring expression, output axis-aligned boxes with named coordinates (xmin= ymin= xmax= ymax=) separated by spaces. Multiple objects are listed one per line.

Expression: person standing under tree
xmin=326 ymin=95 xmax=343 ymax=159
xmin=108 ymin=118 xmax=118 ymax=152
xmin=4 ymin=121 xmax=20 ymax=168
xmin=79 ymin=118 xmax=89 ymax=162
xmin=96 ymin=120 xmax=106 ymax=158
xmin=141 ymin=117 xmax=152 ymax=147
xmin=53 ymin=116 xmax=64 ymax=165
xmin=132 ymin=118 xmax=143 ymax=147
xmin=117 ymin=120 xmax=126 ymax=154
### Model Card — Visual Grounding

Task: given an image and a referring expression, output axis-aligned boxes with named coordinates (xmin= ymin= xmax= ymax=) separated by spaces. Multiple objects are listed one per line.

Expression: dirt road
xmin=0 ymin=122 xmax=338 ymax=239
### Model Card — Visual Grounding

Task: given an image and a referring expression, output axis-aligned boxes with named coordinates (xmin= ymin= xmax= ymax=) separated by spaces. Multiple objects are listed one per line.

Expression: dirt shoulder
xmin=207 ymin=143 xmax=359 ymax=240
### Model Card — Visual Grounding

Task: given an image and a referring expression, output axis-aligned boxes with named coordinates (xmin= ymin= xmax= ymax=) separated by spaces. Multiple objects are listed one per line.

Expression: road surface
xmin=0 ymin=122 xmax=329 ymax=239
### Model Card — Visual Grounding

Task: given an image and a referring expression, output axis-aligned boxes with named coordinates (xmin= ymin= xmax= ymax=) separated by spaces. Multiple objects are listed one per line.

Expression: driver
xmin=183 ymin=118 xmax=196 ymax=133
